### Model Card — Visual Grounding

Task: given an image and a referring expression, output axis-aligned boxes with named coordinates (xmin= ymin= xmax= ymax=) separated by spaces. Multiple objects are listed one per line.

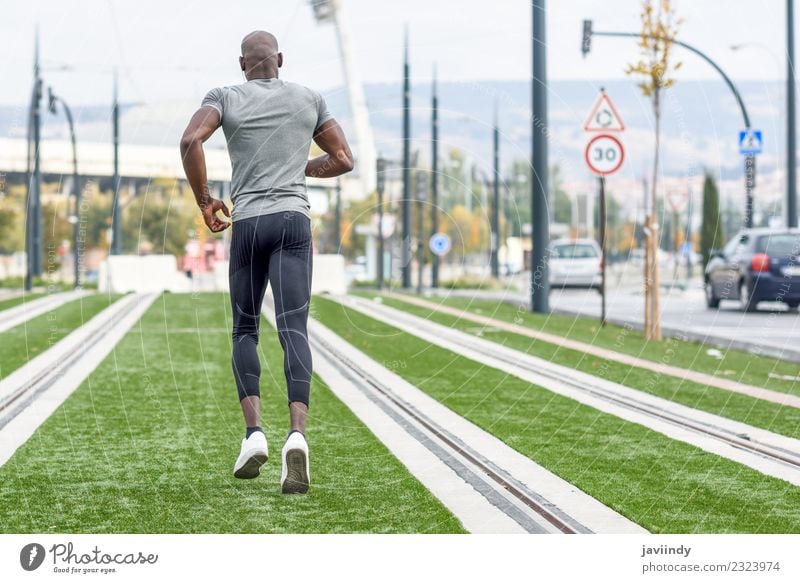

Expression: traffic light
xmin=582 ymin=20 xmax=593 ymax=57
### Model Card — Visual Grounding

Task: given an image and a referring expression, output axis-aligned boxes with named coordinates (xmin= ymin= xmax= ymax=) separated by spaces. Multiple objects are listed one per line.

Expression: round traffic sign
xmin=429 ymin=233 xmax=452 ymax=257
xmin=584 ymin=134 xmax=625 ymax=176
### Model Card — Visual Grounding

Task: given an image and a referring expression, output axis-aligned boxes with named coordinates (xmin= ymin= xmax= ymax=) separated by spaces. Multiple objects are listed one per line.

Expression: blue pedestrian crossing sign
xmin=429 ymin=233 xmax=452 ymax=256
xmin=738 ymin=129 xmax=763 ymax=155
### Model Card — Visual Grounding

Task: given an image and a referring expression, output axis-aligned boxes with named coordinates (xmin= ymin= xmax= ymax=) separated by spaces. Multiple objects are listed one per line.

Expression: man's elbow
xmin=179 ymin=134 xmax=198 ymax=156
xmin=340 ymin=151 xmax=355 ymax=173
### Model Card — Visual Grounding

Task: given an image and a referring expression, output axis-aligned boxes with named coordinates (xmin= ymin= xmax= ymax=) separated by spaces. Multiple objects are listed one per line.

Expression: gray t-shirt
xmin=202 ymin=79 xmax=332 ymax=221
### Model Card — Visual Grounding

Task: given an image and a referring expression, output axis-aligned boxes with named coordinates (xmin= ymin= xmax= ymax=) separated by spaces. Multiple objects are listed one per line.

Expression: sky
xmin=0 ymin=0 xmax=794 ymax=108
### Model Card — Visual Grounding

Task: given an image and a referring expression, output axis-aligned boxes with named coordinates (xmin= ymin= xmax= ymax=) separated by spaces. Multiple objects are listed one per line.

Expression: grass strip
xmin=0 ymin=293 xmax=121 ymax=381
xmin=368 ymin=292 xmax=800 ymax=399
xmin=360 ymin=292 xmax=800 ymax=440
xmin=0 ymin=293 xmax=464 ymax=534
xmin=0 ymin=292 xmax=45 ymax=314
xmin=315 ymin=295 xmax=800 ymax=533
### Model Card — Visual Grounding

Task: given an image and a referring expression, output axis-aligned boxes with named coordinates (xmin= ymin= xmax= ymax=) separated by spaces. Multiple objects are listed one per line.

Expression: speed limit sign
xmin=584 ymin=134 xmax=625 ymax=176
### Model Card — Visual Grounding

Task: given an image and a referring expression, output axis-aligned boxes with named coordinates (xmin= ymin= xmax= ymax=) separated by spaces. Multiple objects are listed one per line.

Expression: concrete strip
xmin=258 ymin=304 xmax=526 ymax=533
xmin=298 ymin=301 xmax=646 ymax=533
xmin=0 ymin=290 xmax=24 ymax=301
xmin=0 ymin=293 xmax=158 ymax=467
xmin=385 ymin=292 xmax=800 ymax=410
xmin=0 ymin=290 xmax=90 ymax=334
xmin=340 ymin=295 xmax=800 ymax=488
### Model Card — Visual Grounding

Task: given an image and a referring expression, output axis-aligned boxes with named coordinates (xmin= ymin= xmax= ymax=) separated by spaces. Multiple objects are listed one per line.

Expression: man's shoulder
xmin=282 ymin=81 xmax=323 ymax=100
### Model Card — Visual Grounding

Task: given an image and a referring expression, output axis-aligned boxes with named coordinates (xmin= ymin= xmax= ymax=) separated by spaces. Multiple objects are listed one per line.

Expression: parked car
xmin=548 ymin=238 xmax=602 ymax=290
xmin=705 ymin=228 xmax=800 ymax=312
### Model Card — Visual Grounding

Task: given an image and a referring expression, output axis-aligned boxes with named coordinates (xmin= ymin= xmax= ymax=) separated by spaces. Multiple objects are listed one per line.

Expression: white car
xmin=548 ymin=239 xmax=602 ymax=289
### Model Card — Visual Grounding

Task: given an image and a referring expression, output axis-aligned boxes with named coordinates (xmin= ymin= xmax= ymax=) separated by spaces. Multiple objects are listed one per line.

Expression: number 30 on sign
xmin=584 ymin=134 xmax=625 ymax=176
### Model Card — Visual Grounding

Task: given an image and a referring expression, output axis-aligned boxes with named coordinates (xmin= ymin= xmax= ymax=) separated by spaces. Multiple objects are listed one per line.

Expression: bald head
xmin=239 ymin=31 xmax=282 ymax=80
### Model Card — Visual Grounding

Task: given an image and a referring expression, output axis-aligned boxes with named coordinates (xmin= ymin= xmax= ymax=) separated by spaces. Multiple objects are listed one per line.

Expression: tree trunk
xmin=650 ymin=90 xmax=662 ymax=340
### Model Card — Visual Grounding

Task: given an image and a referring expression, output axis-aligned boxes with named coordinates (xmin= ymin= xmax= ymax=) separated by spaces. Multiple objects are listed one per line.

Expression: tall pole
xmin=376 ymin=157 xmax=386 ymax=289
xmin=788 ymin=0 xmax=798 ymax=227
xmin=31 ymin=29 xmax=44 ymax=279
xmin=416 ymin=170 xmax=426 ymax=294
xmin=25 ymin=30 xmax=43 ymax=290
xmin=326 ymin=0 xmax=377 ymax=194
xmin=531 ymin=0 xmax=550 ymax=312
xmin=491 ymin=102 xmax=500 ymax=278
xmin=52 ymin=95 xmax=81 ymax=289
xmin=402 ymin=27 xmax=412 ymax=288
xmin=68 ymin=106 xmax=80 ymax=288
xmin=431 ymin=66 xmax=440 ymax=288
xmin=599 ymin=176 xmax=607 ymax=326
xmin=745 ymin=154 xmax=755 ymax=228
xmin=111 ymin=70 xmax=121 ymax=255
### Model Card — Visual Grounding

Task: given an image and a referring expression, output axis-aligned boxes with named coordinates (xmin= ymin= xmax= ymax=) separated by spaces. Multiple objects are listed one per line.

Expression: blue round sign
xmin=429 ymin=233 xmax=452 ymax=256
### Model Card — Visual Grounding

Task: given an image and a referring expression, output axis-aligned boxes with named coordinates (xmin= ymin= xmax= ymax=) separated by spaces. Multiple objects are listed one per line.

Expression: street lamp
xmin=473 ymin=166 xmax=500 ymax=277
xmin=376 ymin=156 xmax=386 ymax=289
xmin=47 ymin=87 xmax=81 ymax=289
xmin=583 ymin=20 xmax=757 ymax=229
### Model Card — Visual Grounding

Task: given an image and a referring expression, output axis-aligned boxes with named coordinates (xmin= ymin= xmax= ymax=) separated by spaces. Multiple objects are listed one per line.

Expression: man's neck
xmin=246 ymin=69 xmax=279 ymax=81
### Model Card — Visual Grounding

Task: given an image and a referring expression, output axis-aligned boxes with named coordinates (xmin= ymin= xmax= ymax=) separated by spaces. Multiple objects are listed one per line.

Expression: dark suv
xmin=705 ymin=228 xmax=800 ymax=312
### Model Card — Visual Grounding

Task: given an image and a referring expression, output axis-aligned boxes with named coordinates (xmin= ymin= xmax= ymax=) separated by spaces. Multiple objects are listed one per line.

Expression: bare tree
xmin=626 ymin=0 xmax=682 ymax=340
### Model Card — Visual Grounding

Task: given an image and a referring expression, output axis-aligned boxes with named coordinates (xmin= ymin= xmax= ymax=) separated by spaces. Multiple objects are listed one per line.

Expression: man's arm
xmin=180 ymin=106 xmax=230 ymax=232
xmin=305 ymin=119 xmax=355 ymax=178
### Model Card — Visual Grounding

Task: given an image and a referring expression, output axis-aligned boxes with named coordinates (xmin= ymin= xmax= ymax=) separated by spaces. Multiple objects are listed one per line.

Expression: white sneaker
xmin=233 ymin=431 xmax=268 ymax=479
xmin=280 ymin=431 xmax=310 ymax=494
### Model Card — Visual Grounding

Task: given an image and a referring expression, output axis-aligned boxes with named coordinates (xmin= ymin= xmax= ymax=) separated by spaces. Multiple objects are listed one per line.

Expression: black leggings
xmin=229 ymin=211 xmax=313 ymax=406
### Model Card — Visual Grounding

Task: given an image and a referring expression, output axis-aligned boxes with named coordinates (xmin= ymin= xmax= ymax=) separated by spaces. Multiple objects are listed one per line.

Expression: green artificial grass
xmin=0 ymin=293 xmax=464 ymax=534
xmin=357 ymin=293 xmax=800 ymax=441
xmin=0 ymin=292 xmax=45 ymax=313
xmin=313 ymin=295 xmax=800 ymax=533
xmin=365 ymin=292 xmax=800 ymax=399
xmin=0 ymin=293 xmax=121 ymax=381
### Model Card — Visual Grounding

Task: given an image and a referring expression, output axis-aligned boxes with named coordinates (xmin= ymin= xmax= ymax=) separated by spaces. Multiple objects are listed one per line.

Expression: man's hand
xmin=181 ymin=106 xmax=227 ymax=230
xmin=200 ymin=196 xmax=231 ymax=232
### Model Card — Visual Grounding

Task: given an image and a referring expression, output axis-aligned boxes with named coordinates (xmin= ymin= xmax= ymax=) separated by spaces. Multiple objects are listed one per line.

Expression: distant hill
xmin=0 ymin=79 xmax=787 ymax=182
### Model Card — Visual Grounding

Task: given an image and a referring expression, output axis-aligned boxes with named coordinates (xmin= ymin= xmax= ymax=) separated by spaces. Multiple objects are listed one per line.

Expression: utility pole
xmin=26 ymin=29 xmax=44 ymax=289
xmin=745 ymin=155 xmax=755 ymax=228
xmin=48 ymin=88 xmax=81 ymax=288
xmin=401 ymin=28 xmax=412 ymax=288
xmin=334 ymin=178 xmax=342 ymax=253
xmin=416 ymin=170 xmax=426 ymax=294
xmin=599 ymin=176 xmax=607 ymax=326
xmin=431 ymin=66 xmax=440 ymax=289
xmin=111 ymin=70 xmax=121 ymax=255
xmin=531 ymin=0 xmax=550 ymax=312
xmin=491 ymin=102 xmax=500 ymax=278
xmin=788 ymin=0 xmax=798 ymax=227
xmin=376 ymin=157 xmax=386 ymax=289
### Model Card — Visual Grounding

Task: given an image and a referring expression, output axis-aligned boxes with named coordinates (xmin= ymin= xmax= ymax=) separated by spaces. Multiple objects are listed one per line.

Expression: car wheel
xmin=787 ymin=302 xmax=799 ymax=312
xmin=740 ymin=280 xmax=758 ymax=313
xmin=705 ymin=281 xmax=720 ymax=309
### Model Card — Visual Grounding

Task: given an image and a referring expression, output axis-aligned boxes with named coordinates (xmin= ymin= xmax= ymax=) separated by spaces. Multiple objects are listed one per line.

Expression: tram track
xmin=0 ymin=293 xmax=159 ymax=466
xmin=337 ymin=294 xmax=800 ymax=486
xmin=264 ymin=296 xmax=645 ymax=534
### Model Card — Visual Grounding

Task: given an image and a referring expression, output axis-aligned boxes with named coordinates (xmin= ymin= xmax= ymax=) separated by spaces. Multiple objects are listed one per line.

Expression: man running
xmin=180 ymin=30 xmax=353 ymax=494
